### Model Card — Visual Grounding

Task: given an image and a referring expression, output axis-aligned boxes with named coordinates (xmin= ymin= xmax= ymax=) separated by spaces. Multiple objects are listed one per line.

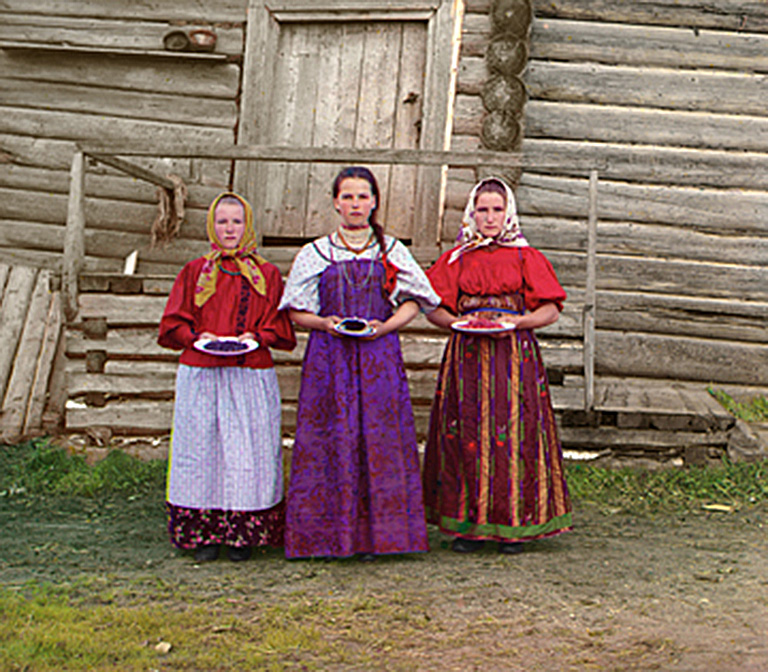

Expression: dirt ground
xmin=2 ymin=487 xmax=767 ymax=671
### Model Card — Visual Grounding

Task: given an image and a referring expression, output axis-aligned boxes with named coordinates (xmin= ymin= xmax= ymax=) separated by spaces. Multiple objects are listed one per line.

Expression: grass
xmin=0 ymin=582 xmax=424 ymax=671
xmin=2 ymin=438 xmax=768 ymax=669
xmin=567 ymin=459 xmax=768 ymax=512
xmin=708 ymin=387 xmax=768 ymax=423
xmin=4 ymin=437 xmax=768 ymax=513
xmin=0 ymin=438 xmax=166 ymax=499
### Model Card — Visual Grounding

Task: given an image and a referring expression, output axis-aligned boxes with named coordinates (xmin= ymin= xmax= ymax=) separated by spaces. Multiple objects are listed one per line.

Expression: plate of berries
xmin=451 ymin=317 xmax=516 ymax=335
xmin=194 ymin=336 xmax=259 ymax=356
xmin=333 ymin=317 xmax=375 ymax=338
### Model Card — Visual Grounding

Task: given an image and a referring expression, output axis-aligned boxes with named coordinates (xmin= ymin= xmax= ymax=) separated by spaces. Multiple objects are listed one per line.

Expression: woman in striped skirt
xmin=423 ymin=177 xmax=572 ymax=554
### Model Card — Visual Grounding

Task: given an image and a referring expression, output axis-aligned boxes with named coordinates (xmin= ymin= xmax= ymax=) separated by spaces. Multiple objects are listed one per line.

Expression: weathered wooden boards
xmin=510 ymin=1 xmax=768 ymax=398
xmin=0 ymin=264 xmax=65 ymax=443
xmin=0 ymin=4 xmax=244 ymax=273
xmin=64 ymin=272 xmax=587 ymax=440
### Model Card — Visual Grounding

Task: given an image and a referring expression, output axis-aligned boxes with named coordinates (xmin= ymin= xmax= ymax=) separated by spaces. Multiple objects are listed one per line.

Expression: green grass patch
xmin=0 ymin=584 xmax=420 ymax=671
xmin=708 ymin=387 xmax=768 ymax=423
xmin=0 ymin=439 xmax=166 ymax=499
xmin=565 ymin=459 xmax=768 ymax=513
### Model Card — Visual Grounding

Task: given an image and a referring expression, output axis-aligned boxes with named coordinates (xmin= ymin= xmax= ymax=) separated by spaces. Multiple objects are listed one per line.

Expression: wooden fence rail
xmin=63 ymin=144 xmax=600 ymax=411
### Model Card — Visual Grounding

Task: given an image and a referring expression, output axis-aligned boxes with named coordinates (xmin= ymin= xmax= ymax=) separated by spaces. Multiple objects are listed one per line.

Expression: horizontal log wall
xmin=64 ymin=274 xmax=587 ymax=440
xmin=0 ymin=1 xmax=246 ymax=274
xmin=453 ymin=0 xmax=768 ymax=386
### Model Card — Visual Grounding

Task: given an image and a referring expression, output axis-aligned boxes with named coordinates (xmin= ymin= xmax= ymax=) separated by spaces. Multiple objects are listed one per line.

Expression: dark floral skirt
xmin=167 ymin=500 xmax=285 ymax=549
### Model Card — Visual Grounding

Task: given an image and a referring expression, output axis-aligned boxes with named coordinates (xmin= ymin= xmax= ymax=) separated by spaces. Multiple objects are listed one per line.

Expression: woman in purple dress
xmin=280 ymin=166 xmax=440 ymax=560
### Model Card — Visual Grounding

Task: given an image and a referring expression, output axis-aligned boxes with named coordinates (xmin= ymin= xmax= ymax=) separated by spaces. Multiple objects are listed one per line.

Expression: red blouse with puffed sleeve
xmin=158 ymin=256 xmax=296 ymax=368
xmin=426 ymin=245 xmax=566 ymax=314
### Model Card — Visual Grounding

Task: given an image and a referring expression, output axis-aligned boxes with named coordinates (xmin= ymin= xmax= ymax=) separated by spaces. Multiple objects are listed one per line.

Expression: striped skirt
xmin=166 ymin=364 xmax=285 ymax=548
xmin=423 ymin=294 xmax=572 ymax=542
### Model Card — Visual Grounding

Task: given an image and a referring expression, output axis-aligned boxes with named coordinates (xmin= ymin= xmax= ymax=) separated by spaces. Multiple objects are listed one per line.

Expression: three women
xmin=160 ymin=172 xmax=571 ymax=561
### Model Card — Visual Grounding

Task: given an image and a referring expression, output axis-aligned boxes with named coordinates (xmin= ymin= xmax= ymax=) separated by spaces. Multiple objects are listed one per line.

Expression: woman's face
xmin=213 ymin=201 xmax=246 ymax=250
xmin=474 ymin=191 xmax=506 ymax=238
xmin=333 ymin=177 xmax=377 ymax=229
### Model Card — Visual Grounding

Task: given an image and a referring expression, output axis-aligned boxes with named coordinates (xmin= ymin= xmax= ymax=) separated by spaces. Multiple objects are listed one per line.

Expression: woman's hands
xmin=289 ymin=310 xmax=343 ymax=335
xmin=195 ymin=331 xmax=259 ymax=344
xmin=289 ymin=302 xmax=421 ymax=341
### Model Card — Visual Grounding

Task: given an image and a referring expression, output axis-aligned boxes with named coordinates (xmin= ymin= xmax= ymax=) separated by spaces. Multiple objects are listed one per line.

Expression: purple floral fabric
xmin=285 ymin=260 xmax=428 ymax=559
xmin=167 ymin=500 xmax=285 ymax=549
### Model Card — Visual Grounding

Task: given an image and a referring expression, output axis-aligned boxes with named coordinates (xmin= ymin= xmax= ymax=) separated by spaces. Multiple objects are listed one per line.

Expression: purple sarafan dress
xmin=280 ymin=236 xmax=439 ymax=559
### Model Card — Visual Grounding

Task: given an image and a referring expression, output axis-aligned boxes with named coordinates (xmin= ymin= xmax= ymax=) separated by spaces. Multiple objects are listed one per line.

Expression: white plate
xmin=451 ymin=319 xmax=516 ymax=335
xmin=333 ymin=318 xmax=375 ymax=338
xmin=194 ymin=337 xmax=259 ymax=356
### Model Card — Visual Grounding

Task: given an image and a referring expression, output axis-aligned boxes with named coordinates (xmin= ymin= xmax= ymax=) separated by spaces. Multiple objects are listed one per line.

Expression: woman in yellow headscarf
xmin=159 ymin=193 xmax=296 ymax=562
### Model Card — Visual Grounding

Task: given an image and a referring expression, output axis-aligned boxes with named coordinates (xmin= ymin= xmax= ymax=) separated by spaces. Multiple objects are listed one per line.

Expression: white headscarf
xmin=448 ymin=177 xmax=529 ymax=264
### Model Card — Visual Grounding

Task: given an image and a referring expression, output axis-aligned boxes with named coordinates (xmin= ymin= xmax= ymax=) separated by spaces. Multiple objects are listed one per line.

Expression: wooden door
xmin=237 ymin=0 xmax=458 ymax=247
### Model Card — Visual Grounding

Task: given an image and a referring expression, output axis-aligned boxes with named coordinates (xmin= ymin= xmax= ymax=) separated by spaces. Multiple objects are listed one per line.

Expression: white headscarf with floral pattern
xmin=448 ymin=177 xmax=528 ymax=264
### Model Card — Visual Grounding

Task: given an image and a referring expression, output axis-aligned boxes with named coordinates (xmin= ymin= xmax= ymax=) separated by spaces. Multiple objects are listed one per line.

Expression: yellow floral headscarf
xmin=194 ymin=192 xmax=267 ymax=307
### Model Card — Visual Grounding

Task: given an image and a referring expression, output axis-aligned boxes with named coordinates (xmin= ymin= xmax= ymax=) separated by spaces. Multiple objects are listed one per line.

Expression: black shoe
xmin=451 ymin=537 xmax=485 ymax=553
xmin=358 ymin=553 xmax=376 ymax=563
xmin=227 ymin=546 xmax=252 ymax=562
xmin=194 ymin=544 xmax=220 ymax=562
xmin=498 ymin=542 xmax=523 ymax=555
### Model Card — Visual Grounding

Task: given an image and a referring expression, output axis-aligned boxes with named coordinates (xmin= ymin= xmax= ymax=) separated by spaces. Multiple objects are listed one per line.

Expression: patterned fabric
xmin=423 ymin=292 xmax=572 ymax=541
xmin=167 ymin=500 xmax=285 ymax=549
xmin=278 ymin=234 xmax=440 ymax=315
xmin=195 ymin=192 xmax=267 ymax=307
xmin=167 ymin=365 xmax=283 ymax=511
xmin=448 ymin=177 xmax=529 ymax=264
xmin=283 ymin=258 xmax=429 ymax=559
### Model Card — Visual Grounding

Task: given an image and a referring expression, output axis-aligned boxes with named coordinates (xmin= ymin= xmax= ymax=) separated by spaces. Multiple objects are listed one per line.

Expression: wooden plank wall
xmin=0 ymin=0 xmax=247 ymax=275
xmin=450 ymin=0 xmax=768 ymax=388
xmin=64 ymin=266 xmax=586 ymax=441
xmin=0 ymin=263 xmax=65 ymax=443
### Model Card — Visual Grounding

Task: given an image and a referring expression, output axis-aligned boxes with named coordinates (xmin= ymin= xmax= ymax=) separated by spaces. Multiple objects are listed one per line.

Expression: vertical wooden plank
xmin=583 ymin=169 xmax=598 ymax=411
xmin=283 ymin=24 xmax=321 ymax=238
xmin=354 ymin=22 xmax=403 ymax=224
xmin=42 ymin=316 xmax=69 ymax=434
xmin=23 ymin=288 xmax=63 ymax=436
xmin=386 ymin=22 xmax=428 ymax=239
xmin=235 ymin=0 xmax=281 ymax=242
xmin=305 ymin=23 xmax=347 ymax=238
xmin=262 ymin=24 xmax=310 ymax=237
xmin=0 ymin=263 xmax=10 ymax=300
xmin=418 ymin=0 xmax=462 ymax=247
xmin=63 ymin=150 xmax=86 ymax=321
xmin=0 ymin=265 xmax=38 ymax=405
xmin=306 ymin=23 xmax=366 ymax=238
xmin=0 ymin=268 xmax=50 ymax=442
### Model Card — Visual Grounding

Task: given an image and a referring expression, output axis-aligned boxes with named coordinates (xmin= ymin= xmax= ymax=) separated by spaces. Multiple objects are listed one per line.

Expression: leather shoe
xmin=498 ymin=541 xmax=523 ymax=555
xmin=227 ymin=546 xmax=252 ymax=562
xmin=451 ymin=537 xmax=485 ymax=553
xmin=194 ymin=544 xmax=220 ymax=562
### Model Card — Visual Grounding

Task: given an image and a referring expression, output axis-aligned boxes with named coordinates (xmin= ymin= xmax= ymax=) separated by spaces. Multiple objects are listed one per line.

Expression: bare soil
xmin=2 ymin=489 xmax=767 ymax=671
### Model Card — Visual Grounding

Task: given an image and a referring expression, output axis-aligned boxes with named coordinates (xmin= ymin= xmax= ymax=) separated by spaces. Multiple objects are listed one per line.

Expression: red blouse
xmin=427 ymin=245 xmax=566 ymax=314
xmin=158 ymin=256 xmax=296 ymax=368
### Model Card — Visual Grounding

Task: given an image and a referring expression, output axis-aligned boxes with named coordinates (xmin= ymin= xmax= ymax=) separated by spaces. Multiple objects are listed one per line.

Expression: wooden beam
xmin=80 ymin=143 xmax=603 ymax=171
xmin=63 ymin=151 xmax=85 ymax=321
xmin=583 ymin=169 xmax=597 ymax=411
xmin=87 ymin=153 xmax=175 ymax=190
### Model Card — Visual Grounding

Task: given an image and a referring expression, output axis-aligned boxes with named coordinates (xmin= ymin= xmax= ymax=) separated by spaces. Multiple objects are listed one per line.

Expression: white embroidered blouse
xmin=279 ymin=234 xmax=440 ymax=315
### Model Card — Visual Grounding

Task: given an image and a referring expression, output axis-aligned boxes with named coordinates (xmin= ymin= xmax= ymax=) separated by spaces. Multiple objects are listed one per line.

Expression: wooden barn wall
xmin=447 ymin=0 xmax=768 ymax=387
xmin=0 ymin=0 xmax=248 ymax=275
